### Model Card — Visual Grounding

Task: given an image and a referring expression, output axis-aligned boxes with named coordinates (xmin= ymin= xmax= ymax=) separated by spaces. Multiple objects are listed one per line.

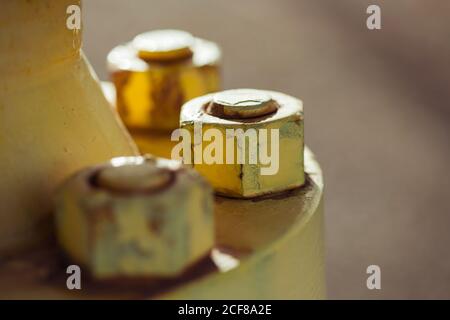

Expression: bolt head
xmin=133 ymin=29 xmax=194 ymax=62
xmin=180 ymin=89 xmax=305 ymax=198
xmin=54 ymin=156 xmax=214 ymax=280
xmin=206 ymin=89 xmax=279 ymax=119
xmin=96 ymin=160 xmax=172 ymax=194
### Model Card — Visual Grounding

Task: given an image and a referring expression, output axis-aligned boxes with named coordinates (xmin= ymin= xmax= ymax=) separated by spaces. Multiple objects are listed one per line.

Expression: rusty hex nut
xmin=54 ymin=155 xmax=214 ymax=280
xmin=180 ymin=89 xmax=305 ymax=198
xmin=107 ymin=29 xmax=221 ymax=132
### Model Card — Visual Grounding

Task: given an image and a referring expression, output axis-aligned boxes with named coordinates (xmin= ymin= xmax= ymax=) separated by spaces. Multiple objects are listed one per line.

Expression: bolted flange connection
xmin=180 ymin=89 xmax=305 ymax=198
xmin=54 ymin=155 xmax=214 ymax=280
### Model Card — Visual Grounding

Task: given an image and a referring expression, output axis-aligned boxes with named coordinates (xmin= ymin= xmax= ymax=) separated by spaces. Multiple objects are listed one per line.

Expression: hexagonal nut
xmin=54 ymin=155 xmax=214 ymax=280
xmin=179 ymin=89 xmax=305 ymax=198
xmin=107 ymin=29 xmax=221 ymax=132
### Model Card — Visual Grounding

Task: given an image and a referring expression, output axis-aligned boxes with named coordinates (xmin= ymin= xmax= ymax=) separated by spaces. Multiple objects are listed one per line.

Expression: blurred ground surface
xmin=83 ymin=0 xmax=450 ymax=299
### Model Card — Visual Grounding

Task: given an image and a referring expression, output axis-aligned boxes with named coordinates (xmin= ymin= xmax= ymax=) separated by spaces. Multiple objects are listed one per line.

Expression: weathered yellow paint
xmin=180 ymin=90 xmax=305 ymax=198
xmin=54 ymin=156 xmax=214 ymax=279
xmin=157 ymin=148 xmax=325 ymax=299
xmin=0 ymin=148 xmax=324 ymax=299
xmin=108 ymin=31 xmax=221 ymax=132
xmin=0 ymin=2 xmax=324 ymax=297
xmin=0 ymin=0 xmax=137 ymax=255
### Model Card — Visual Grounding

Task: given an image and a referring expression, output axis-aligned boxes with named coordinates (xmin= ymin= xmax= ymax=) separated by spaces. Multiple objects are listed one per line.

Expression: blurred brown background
xmin=83 ymin=0 xmax=450 ymax=299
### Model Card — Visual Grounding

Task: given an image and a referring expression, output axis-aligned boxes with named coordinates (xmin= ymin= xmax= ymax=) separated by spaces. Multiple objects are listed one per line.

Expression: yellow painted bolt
xmin=54 ymin=156 xmax=214 ymax=280
xmin=133 ymin=29 xmax=194 ymax=62
xmin=96 ymin=161 xmax=172 ymax=193
xmin=205 ymin=89 xmax=279 ymax=119
xmin=180 ymin=89 xmax=305 ymax=198
xmin=107 ymin=29 xmax=221 ymax=133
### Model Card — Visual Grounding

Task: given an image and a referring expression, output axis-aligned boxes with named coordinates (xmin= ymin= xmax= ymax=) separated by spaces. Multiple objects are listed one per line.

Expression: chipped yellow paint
xmin=108 ymin=31 xmax=221 ymax=132
xmin=0 ymin=148 xmax=324 ymax=299
xmin=54 ymin=156 xmax=214 ymax=279
xmin=180 ymin=90 xmax=305 ymax=198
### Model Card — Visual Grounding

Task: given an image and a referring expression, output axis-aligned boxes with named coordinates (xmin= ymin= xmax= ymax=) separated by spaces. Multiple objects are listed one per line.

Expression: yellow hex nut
xmin=179 ymin=89 xmax=305 ymax=198
xmin=54 ymin=156 xmax=214 ymax=280
xmin=108 ymin=29 xmax=221 ymax=132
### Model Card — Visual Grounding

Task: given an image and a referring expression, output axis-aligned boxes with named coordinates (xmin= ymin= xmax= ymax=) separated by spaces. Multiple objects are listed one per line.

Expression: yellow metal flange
xmin=0 ymin=148 xmax=324 ymax=299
